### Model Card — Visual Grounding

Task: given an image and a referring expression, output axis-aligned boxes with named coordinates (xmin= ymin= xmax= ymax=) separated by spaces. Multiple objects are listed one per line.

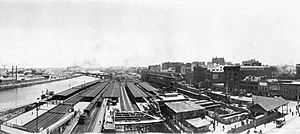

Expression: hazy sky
xmin=0 ymin=0 xmax=299 ymax=68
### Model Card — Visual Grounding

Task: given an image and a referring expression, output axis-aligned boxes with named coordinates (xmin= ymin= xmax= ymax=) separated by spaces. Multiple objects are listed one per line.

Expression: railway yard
xmin=0 ymin=73 xmax=172 ymax=133
xmin=0 ymin=71 xmax=291 ymax=134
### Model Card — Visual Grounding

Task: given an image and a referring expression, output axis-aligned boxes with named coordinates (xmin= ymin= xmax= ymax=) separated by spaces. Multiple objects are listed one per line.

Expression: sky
xmin=0 ymin=0 xmax=299 ymax=68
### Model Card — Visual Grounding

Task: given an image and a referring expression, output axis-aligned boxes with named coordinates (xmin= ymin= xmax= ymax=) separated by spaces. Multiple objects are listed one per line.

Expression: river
xmin=0 ymin=76 xmax=97 ymax=111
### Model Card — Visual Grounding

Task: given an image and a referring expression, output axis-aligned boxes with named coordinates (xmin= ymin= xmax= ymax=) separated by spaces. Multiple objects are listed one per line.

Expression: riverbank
xmin=0 ymin=74 xmax=83 ymax=91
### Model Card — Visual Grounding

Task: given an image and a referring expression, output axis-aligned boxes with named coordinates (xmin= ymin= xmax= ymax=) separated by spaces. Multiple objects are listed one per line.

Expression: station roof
xmin=185 ymin=117 xmax=211 ymax=128
xmin=0 ymin=130 xmax=9 ymax=134
xmin=127 ymin=83 xmax=149 ymax=98
xmin=230 ymin=96 xmax=252 ymax=102
xmin=55 ymin=80 xmax=99 ymax=97
xmin=102 ymin=81 xmax=120 ymax=98
xmin=249 ymin=95 xmax=288 ymax=113
xmin=81 ymin=82 xmax=108 ymax=98
xmin=194 ymin=100 xmax=209 ymax=104
xmin=23 ymin=112 xmax=64 ymax=132
xmin=210 ymin=91 xmax=226 ymax=97
xmin=137 ymin=82 xmax=160 ymax=92
xmin=197 ymin=101 xmax=215 ymax=106
xmin=49 ymin=104 xmax=73 ymax=114
xmin=55 ymin=87 xmax=81 ymax=97
xmin=165 ymin=101 xmax=204 ymax=113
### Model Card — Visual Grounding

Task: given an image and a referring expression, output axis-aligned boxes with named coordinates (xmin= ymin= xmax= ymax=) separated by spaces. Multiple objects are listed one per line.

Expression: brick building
xmin=162 ymin=62 xmax=184 ymax=71
xmin=224 ymin=66 xmax=241 ymax=95
xmin=186 ymin=66 xmax=211 ymax=88
xmin=296 ymin=64 xmax=300 ymax=79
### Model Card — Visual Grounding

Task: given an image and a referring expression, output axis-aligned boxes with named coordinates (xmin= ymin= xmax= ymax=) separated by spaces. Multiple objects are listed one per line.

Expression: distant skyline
xmin=0 ymin=0 xmax=300 ymax=68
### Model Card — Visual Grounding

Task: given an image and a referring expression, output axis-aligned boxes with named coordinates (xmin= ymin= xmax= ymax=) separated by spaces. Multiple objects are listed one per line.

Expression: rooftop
xmin=137 ymin=82 xmax=160 ymax=92
xmin=230 ymin=95 xmax=252 ymax=102
xmin=126 ymin=83 xmax=149 ymax=98
xmin=165 ymin=101 xmax=204 ymax=113
xmin=185 ymin=117 xmax=211 ymax=128
xmin=251 ymin=95 xmax=288 ymax=112
xmin=157 ymin=93 xmax=186 ymax=101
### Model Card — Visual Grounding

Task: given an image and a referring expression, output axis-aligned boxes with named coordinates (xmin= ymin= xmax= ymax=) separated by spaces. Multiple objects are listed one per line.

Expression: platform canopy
xmin=249 ymin=95 xmax=288 ymax=113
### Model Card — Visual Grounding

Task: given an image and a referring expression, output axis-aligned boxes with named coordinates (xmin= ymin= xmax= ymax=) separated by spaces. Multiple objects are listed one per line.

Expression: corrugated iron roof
xmin=165 ymin=101 xmax=204 ymax=113
xmin=252 ymin=95 xmax=288 ymax=112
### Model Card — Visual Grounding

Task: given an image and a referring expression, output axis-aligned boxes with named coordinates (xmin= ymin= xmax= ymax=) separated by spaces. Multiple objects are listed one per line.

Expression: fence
xmin=207 ymin=110 xmax=248 ymax=125
xmin=227 ymin=112 xmax=280 ymax=133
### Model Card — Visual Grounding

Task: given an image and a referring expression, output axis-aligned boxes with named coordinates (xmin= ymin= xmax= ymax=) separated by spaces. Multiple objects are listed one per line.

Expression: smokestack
xmin=12 ymin=66 xmax=14 ymax=77
xmin=15 ymin=66 xmax=17 ymax=81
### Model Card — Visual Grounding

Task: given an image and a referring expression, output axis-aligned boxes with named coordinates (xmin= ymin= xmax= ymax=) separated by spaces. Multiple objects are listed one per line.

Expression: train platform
xmin=91 ymin=98 xmax=108 ymax=133
xmin=1 ymin=103 xmax=57 ymax=134
xmin=6 ymin=103 xmax=57 ymax=126
xmin=115 ymin=118 xmax=164 ymax=125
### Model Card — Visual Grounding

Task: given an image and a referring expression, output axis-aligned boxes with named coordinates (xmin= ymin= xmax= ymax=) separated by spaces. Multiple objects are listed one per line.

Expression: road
xmin=263 ymin=101 xmax=300 ymax=134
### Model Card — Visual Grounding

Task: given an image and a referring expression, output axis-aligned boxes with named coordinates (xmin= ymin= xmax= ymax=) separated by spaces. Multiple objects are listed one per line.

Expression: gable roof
xmin=251 ymin=95 xmax=288 ymax=112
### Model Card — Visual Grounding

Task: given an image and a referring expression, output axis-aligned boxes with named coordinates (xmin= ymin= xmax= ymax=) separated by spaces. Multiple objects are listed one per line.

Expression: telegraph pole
xmin=36 ymin=98 xmax=40 ymax=133
xmin=15 ymin=66 xmax=17 ymax=82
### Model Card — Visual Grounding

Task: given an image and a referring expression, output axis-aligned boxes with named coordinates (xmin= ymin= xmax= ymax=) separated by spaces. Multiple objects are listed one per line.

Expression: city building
xmin=174 ymin=63 xmax=192 ymax=75
xmin=212 ymin=57 xmax=225 ymax=65
xmin=296 ymin=64 xmax=300 ymax=79
xmin=207 ymin=65 xmax=225 ymax=83
xmin=242 ymin=59 xmax=262 ymax=66
xmin=148 ymin=65 xmax=161 ymax=72
xmin=269 ymin=80 xmax=300 ymax=100
xmin=239 ymin=76 xmax=267 ymax=96
xmin=224 ymin=66 xmax=241 ymax=95
xmin=240 ymin=66 xmax=278 ymax=78
xmin=161 ymin=62 xmax=184 ymax=71
xmin=186 ymin=66 xmax=211 ymax=88
xmin=224 ymin=65 xmax=278 ymax=95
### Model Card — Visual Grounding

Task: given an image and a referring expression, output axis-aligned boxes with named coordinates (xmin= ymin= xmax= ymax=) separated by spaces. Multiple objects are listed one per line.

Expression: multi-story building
xmin=270 ymin=80 xmax=300 ymax=100
xmin=207 ymin=65 xmax=224 ymax=83
xmin=239 ymin=76 xmax=269 ymax=96
xmin=186 ymin=66 xmax=211 ymax=88
xmin=224 ymin=66 xmax=241 ymax=95
xmin=239 ymin=78 xmax=300 ymax=100
xmin=175 ymin=63 xmax=192 ymax=75
xmin=242 ymin=59 xmax=262 ymax=66
xmin=161 ymin=62 xmax=184 ymax=71
xmin=212 ymin=57 xmax=225 ymax=65
xmin=148 ymin=65 xmax=161 ymax=72
xmin=296 ymin=64 xmax=300 ymax=79
xmin=240 ymin=66 xmax=278 ymax=79
xmin=224 ymin=65 xmax=278 ymax=95
xmin=192 ymin=61 xmax=205 ymax=67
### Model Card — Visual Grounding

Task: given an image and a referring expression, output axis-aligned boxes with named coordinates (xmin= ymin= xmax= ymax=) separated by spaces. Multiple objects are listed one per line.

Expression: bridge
xmin=75 ymin=71 xmax=112 ymax=79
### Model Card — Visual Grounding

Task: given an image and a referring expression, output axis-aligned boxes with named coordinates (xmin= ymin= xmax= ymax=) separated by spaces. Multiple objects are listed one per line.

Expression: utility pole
xmin=15 ymin=66 xmax=17 ymax=82
xmin=36 ymin=98 xmax=40 ymax=133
